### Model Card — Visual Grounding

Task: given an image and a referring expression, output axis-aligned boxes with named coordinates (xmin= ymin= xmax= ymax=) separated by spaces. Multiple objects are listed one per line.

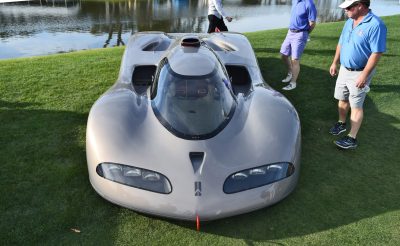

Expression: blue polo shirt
xmin=289 ymin=0 xmax=317 ymax=31
xmin=339 ymin=10 xmax=387 ymax=69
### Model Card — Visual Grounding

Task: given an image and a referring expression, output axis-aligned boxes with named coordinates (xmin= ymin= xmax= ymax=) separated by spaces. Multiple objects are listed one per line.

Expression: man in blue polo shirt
xmin=280 ymin=0 xmax=317 ymax=91
xmin=329 ymin=0 xmax=387 ymax=149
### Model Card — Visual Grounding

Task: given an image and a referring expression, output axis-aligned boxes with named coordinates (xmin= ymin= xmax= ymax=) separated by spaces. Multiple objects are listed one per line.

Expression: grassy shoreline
xmin=1 ymin=15 xmax=399 ymax=245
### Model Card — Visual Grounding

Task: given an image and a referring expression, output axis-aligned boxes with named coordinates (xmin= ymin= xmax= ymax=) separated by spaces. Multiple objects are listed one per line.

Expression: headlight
xmin=96 ymin=163 xmax=172 ymax=194
xmin=223 ymin=162 xmax=295 ymax=194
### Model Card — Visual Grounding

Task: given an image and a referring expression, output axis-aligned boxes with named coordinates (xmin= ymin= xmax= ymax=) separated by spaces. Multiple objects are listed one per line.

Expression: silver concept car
xmin=86 ymin=32 xmax=301 ymax=222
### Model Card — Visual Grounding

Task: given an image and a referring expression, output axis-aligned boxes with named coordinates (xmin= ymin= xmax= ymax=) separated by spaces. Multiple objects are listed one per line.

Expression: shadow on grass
xmin=169 ymin=58 xmax=400 ymax=241
xmin=370 ymin=84 xmax=400 ymax=93
xmin=0 ymin=101 xmax=120 ymax=244
xmin=0 ymin=100 xmax=41 ymax=109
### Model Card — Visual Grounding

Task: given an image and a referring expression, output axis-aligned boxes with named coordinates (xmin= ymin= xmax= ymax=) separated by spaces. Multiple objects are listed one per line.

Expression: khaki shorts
xmin=334 ymin=66 xmax=375 ymax=108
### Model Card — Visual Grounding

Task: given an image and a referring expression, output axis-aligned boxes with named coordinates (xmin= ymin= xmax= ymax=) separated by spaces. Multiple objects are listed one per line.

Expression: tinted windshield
xmin=152 ymin=60 xmax=235 ymax=139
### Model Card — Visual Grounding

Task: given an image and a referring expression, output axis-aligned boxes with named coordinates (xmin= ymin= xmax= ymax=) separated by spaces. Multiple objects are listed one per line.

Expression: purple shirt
xmin=289 ymin=0 xmax=317 ymax=31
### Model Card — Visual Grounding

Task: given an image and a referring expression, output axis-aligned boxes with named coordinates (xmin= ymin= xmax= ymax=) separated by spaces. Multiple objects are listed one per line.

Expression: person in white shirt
xmin=207 ymin=0 xmax=233 ymax=33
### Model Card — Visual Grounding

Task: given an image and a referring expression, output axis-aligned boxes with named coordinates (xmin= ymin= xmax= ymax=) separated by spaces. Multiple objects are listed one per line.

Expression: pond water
xmin=0 ymin=0 xmax=399 ymax=59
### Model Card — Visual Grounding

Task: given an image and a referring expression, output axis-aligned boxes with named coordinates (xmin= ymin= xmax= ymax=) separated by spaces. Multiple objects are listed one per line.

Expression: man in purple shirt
xmin=280 ymin=0 xmax=317 ymax=90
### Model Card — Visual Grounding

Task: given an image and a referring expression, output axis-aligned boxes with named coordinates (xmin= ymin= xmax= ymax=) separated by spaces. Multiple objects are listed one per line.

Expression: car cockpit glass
xmin=151 ymin=59 xmax=236 ymax=140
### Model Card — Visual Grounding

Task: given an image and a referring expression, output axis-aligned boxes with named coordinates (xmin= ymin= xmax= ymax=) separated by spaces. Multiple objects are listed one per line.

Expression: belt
xmin=344 ymin=67 xmax=364 ymax=71
xmin=289 ymin=29 xmax=307 ymax=33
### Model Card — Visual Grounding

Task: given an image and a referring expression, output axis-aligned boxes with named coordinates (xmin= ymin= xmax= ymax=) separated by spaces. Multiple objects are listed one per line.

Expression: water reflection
xmin=0 ymin=0 xmax=399 ymax=58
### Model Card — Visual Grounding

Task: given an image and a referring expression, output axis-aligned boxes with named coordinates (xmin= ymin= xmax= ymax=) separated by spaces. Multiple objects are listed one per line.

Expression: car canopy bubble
xmin=152 ymin=53 xmax=236 ymax=140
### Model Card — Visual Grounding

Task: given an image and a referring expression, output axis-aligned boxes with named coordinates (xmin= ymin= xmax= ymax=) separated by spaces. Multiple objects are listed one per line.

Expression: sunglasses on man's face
xmin=345 ymin=2 xmax=359 ymax=10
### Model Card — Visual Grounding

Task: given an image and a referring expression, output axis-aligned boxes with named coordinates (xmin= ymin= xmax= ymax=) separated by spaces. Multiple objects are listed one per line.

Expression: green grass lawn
xmin=1 ymin=15 xmax=399 ymax=245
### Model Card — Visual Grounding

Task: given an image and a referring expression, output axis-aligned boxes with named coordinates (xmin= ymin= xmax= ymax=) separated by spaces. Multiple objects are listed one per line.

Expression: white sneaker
xmin=282 ymin=82 xmax=296 ymax=90
xmin=282 ymin=73 xmax=292 ymax=83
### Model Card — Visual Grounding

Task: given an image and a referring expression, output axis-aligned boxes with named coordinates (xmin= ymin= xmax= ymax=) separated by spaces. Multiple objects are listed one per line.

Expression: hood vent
xmin=181 ymin=36 xmax=200 ymax=47
xmin=142 ymin=37 xmax=171 ymax=51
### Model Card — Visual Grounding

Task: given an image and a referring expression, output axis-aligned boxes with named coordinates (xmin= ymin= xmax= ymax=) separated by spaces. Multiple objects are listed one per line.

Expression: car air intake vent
xmin=142 ymin=39 xmax=171 ymax=51
xmin=189 ymin=152 xmax=205 ymax=174
xmin=143 ymin=42 xmax=160 ymax=51
xmin=204 ymin=40 xmax=236 ymax=52
xmin=181 ymin=36 xmax=200 ymax=47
